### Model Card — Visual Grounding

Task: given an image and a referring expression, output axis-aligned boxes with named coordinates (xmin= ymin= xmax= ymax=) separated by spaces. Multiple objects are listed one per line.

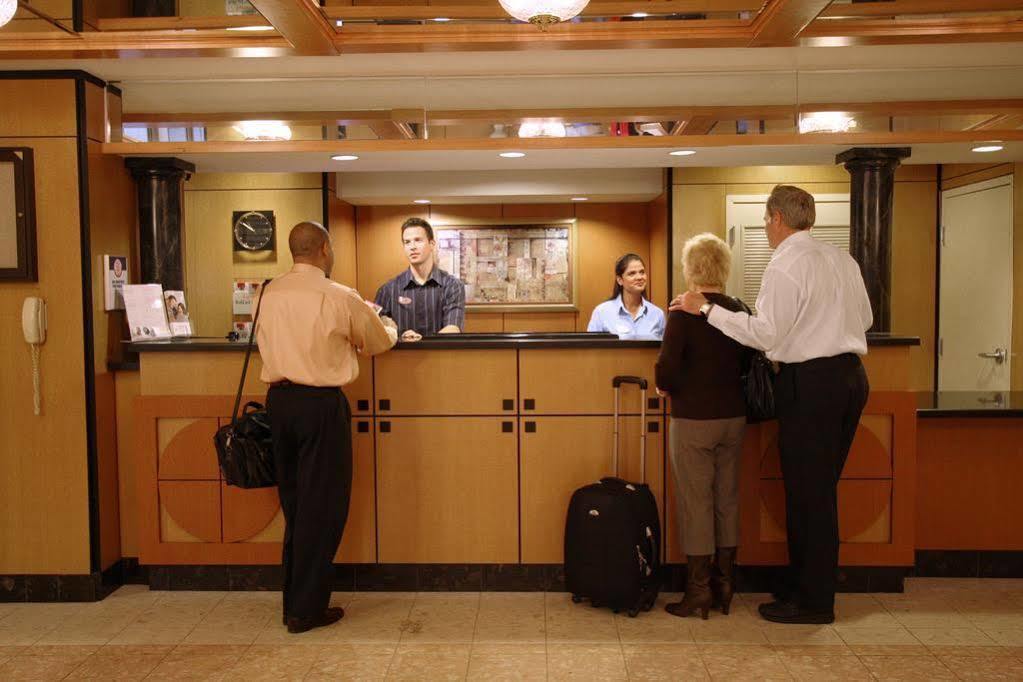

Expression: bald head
xmin=289 ymin=221 xmax=329 ymax=258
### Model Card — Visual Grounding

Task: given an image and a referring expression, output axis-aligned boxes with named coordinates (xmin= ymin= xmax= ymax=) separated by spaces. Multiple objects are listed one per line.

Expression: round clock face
xmin=233 ymin=211 xmax=274 ymax=251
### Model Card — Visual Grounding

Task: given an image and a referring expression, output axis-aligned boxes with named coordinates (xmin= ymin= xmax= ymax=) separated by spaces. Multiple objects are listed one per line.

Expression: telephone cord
xmin=31 ymin=344 xmax=41 ymax=416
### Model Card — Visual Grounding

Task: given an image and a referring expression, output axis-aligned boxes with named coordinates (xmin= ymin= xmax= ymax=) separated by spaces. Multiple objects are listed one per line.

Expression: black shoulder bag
xmin=213 ymin=279 xmax=276 ymax=488
xmin=735 ymin=297 xmax=776 ymax=423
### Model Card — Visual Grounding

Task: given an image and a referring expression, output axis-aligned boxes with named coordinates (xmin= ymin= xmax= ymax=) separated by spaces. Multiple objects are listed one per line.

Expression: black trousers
xmin=267 ymin=384 xmax=352 ymax=621
xmin=775 ymin=353 xmax=869 ymax=613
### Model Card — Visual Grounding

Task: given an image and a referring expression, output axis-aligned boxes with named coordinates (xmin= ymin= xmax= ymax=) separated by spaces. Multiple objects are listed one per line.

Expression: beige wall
xmin=0 ymin=80 xmax=91 ymax=574
xmin=671 ymin=164 xmax=938 ymax=392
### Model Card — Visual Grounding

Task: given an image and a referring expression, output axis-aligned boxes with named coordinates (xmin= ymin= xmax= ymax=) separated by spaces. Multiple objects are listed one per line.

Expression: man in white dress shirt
xmin=672 ymin=185 xmax=872 ymax=624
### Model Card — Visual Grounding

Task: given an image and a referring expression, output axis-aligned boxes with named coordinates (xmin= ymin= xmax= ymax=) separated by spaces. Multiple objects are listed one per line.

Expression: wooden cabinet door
xmin=374 ymin=350 xmax=518 ymax=416
xmin=520 ymin=416 xmax=664 ymax=563
xmin=519 ymin=348 xmax=661 ymax=415
xmin=336 ymin=419 xmax=377 ymax=563
xmin=347 ymin=354 xmax=374 ymax=417
xmin=376 ymin=417 xmax=519 ymax=563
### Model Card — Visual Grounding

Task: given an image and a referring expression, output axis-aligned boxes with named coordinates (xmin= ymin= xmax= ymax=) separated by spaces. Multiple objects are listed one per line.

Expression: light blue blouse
xmin=587 ymin=295 xmax=666 ymax=340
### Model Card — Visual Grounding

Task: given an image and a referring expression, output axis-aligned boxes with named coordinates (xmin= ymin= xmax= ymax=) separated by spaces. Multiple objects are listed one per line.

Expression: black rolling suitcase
xmin=564 ymin=375 xmax=661 ymax=617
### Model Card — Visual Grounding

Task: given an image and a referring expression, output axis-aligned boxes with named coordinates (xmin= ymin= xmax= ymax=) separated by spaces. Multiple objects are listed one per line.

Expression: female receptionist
xmin=586 ymin=253 xmax=665 ymax=340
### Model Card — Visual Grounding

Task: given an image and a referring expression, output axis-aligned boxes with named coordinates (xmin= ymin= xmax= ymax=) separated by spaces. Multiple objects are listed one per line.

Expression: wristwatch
xmin=699 ymin=301 xmax=715 ymax=317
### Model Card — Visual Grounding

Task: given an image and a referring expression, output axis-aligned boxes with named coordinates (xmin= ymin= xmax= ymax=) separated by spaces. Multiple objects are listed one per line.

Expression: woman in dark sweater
xmin=655 ymin=233 xmax=750 ymax=620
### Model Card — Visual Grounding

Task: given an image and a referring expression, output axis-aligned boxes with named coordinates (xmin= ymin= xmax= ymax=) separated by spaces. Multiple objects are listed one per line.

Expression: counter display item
xmin=123 ymin=284 xmax=172 ymax=342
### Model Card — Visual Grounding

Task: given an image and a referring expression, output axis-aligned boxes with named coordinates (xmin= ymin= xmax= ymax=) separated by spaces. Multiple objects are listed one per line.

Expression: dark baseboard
xmin=914 ymin=550 xmax=1023 ymax=578
xmin=0 ymin=573 xmax=102 ymax=602
xmin=663 ymin=565 xmax=908 ymax=594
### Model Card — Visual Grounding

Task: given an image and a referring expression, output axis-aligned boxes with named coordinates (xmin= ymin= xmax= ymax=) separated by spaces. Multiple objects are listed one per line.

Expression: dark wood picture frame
xmin=0 ymin=148 xmax=38 ymax=282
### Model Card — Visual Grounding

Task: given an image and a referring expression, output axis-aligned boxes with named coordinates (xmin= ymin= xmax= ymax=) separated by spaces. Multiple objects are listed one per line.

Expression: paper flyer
xmin=103 ymin=255 xmax=128 ymax=311
xmin=123 ymin=284 xmax=172 ymax=342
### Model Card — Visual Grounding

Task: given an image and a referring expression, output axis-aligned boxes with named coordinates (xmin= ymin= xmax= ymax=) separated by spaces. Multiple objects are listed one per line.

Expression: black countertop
xmin=126 ymin=331 xmax=919 ymax=353
xmin=916 ymin=391 xmax=1023 ymax=418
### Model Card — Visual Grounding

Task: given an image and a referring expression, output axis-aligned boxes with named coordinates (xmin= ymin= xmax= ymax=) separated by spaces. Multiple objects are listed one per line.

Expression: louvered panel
xmin=740 ymin=224 xmax=851 ymax=308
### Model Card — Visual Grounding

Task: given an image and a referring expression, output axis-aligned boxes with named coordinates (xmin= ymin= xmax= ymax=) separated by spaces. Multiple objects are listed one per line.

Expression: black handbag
xmin=735 ymin=297 xmax=776 ymax=423
xmin=214 ymin=279 xmax=276 ymax=488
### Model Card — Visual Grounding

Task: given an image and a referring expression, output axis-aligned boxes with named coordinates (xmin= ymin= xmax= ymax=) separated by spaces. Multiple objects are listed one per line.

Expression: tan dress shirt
xmin=256 ymin=263 xmax=397 ymax=387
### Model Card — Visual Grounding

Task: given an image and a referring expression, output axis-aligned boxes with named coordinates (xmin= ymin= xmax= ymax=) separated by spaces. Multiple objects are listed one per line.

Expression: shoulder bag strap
xmin=231 ymin=278 xmax=272 ymax=426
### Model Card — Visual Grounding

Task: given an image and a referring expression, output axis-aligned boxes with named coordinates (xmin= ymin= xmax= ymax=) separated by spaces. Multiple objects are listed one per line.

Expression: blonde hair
xmin=766 ymin=184 xmax=816 ymax=230
xmin=682 ymin=233 xmax=731 ymax=290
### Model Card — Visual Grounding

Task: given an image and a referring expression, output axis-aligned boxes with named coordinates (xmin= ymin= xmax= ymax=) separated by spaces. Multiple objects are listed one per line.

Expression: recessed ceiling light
xmin=499 ymin=152 xmax=526 ymax=158
xmin=571 ymin=197 xmax=588 ymax=201
xmin=226 ymin=25 xmax=274 ymax=31
xmin=331 ymin=154 xmax=359 ymax=161
xmin=631 ymin=12 xmax=649 ymax=18
xmin=669 ymin=150 xmax=696 ymax=156
xmin=413 ymin=199 xmax=431 ymax=204
xmin=335 ymin=19 xmax=343 ymax=27
xmin=432 ymin=17 xmax=451 ymax=22
xmin=972 ymin=144 xmax=1004 ymax=153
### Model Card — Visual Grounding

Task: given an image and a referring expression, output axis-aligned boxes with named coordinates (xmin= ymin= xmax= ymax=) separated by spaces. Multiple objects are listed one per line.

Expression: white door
xmin=726 ymin=194 xmax=851 ymax=308
xmin=939 ymin=176 xmax=1014 ymax=391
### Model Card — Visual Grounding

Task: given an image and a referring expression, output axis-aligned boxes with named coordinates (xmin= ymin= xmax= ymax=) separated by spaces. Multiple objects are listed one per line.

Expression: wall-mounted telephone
xmin=22 ymin=297 xmax=46 ymax=416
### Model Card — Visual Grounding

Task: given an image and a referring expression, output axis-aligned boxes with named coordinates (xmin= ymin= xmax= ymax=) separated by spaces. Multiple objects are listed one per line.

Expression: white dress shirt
xmin=707 ymin=230 xmax=872 ymax=363
xmin=257 ymin=264 xmax=397 ymax=387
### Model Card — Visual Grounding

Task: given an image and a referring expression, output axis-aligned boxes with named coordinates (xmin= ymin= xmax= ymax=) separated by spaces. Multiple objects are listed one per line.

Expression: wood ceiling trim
xmin=748 ymin=0 xmax=834 ymax=46
xmin=820 ymin=0 xmax=1023 ymax=19
xmin=324 ymin=0 xmax=760 ymax=21
xmin=247 ymin=0 xmax=338 ymax=55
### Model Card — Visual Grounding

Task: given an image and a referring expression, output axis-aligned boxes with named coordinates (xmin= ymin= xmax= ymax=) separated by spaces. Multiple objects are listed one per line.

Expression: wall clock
xmin=232 ymin=210 xmax=276 ymax=252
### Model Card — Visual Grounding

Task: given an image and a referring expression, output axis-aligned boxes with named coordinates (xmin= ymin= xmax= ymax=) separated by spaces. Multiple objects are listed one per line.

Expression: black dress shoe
xmin=286 ymin=606 xmax=345 ymax=634
xmin=758 ymin=600 xmax=834 ymax=624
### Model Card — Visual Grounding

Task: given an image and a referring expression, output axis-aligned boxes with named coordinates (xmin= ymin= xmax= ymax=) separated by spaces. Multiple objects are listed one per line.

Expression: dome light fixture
xmin=518 ymin=120 xmax=567 ymax=138
xmin=669 ymin=150 xmax=696 ymax=157
xmin=234 ymin=121 xmax=292 ymax=141
xmin=0 ymin=0 xmax=16 ymax=29
xmin=413 ymin=199 xmax=431 ymax=204
xmin=972 ymin=143 xmax=1004 ymax=153
xmin=798 ymin=111 xmax=857 ymax=134
xmin=331 ymin=154 xmax=359 ymax=161
xmin=498 ymin=0 xmax=590 ymax=30
xmin=499 ymin=151 xmax=527 ymax=158
xmin=571 ymin=197 xmax=588 ymax=202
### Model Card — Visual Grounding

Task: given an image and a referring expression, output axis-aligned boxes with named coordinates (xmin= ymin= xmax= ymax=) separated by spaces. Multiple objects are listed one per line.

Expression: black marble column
xmin=835 ymin=147 xmax=911 ymax=333
xmin=125 ymin=158 xmax=195 ymax=292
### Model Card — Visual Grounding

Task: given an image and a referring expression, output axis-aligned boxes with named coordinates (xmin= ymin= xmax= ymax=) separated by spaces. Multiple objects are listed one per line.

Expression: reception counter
xmin=127 ymin=332 xmax=927 ymax=589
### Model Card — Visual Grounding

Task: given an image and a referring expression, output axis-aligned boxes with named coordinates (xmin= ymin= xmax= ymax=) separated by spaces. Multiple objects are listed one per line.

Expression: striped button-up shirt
xmin=374 ymin=266 xmax=466 ymax=336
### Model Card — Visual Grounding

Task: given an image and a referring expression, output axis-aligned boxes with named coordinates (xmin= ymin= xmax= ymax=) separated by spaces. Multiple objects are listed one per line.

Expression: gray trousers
xmin=669 ymin=416 xmax=746 ymax=556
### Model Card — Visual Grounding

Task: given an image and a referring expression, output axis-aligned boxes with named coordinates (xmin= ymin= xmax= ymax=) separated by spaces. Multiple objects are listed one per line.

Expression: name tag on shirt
xmin=398 ymin=296 xmax=412 ymax=305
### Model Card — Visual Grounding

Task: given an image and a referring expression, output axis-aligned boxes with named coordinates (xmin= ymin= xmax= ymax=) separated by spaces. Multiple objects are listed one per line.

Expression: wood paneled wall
xmin=0 ymin=80 xmax=90 ymax=574
xmin=672 ymin=165 xmax=937 ymax=391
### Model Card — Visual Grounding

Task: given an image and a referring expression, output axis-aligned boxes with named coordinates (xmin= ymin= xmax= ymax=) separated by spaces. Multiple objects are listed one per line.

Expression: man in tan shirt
xmin=257 ymin=222 xmax=397 ymax=634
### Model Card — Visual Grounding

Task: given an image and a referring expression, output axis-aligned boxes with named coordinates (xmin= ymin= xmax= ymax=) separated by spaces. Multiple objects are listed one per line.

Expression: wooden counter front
xmin=130 ymin=336 xmax=919 ymax=568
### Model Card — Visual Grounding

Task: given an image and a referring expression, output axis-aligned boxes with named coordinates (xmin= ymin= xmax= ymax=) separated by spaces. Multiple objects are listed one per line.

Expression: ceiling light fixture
xmin=499 ymin=152 xmax=526 ymax=158
xmin=432 ymin=17 xmax=451 ymax=21
xmin=498 ymin=0 xmax=590 ymax=30
xmin=335 ymin=19 xmax=343 ymax=27
xmin=631 ymin=12 xmax=648 ymax=17
xmin=234 ymin=121 xmax=292 ymax=141
xmin=331 ymin=154 xmax=359 ymax=161
xmin=226 ymin=25 xmax=274 ymax=31
xmin=0 ymin=0 xmax=17 ymax=28
xmin=413 ymin=199 xmax=431 ymax=204
xmin=669 ymin=150 xmax=696 ymax=157
xmin=972 ymin=143 xmax=1004 ymax=153
xmin=571 ymin=197 xmax=588 ymax=201
xmin=518 ymin=120 xmax=567 ymax=138
xmin=798 ymin=111 xmax=857 ymax=134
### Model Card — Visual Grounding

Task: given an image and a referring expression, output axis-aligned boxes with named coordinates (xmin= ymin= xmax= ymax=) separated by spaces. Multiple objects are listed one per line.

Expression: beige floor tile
xmin=0 ymin=645 xmax=26 ymax=664
xmin=322 ymin=596 xmax=415 ymax=644
xmin=466 ymin=643 xmax=546 ymax=682
xmin=835 ymin=626 xmax=921 ymax=647
xmin=773 ymin=644 xmax=852 ymax=657
xmin=221 ymin=644 xmax=320 ymax=681
xmin=65 ymin=644 xmax=171 ymax=680
xmin=701 ymin=651 xmax=793 ymax=681
xmin=386 ymin=642 xmax=471 ymax=681
xmin=909 ymin=626 xmax=998 ymax=646
xmin=938 ymin=654 xmax=1023 ymax=680
xmin=760 ymin=624 xmax=845 ymax=647
xmin=885 ymin=605 xmax=972 ymax=629
xmin=979 ymin=627 xmax=1023 ymax=646
xmin=926 ymin=645 xmax=1011 ymax=657
xmin=546 ymin=596 xmax=619 ymax=643
xmin=858 ymin=654 xmax=958 ymax=681
xmin=473 ymin=607 xmax=546 ymax=643
xmin=689 ymin=622 xmax=771 ymax=645
xmin=0 ymin=604 xmax=86 ymax=646
xmin=305 ymin=643 xmax=396 ymax=681
xmin=547 ymin=643 xmax=627 ymax=681
xmin=698 ymin=643 xmax=775 ymax=656
xmin=145 ymin=644 xmax=248 ymax=680
xmin=622 ymin=643 xmax=709 ymax=681
xmin=779 ymin=654 xmax=873 ymax=681
xmin=615 ymin=608 xmax=693 ymax=643
xmin=0 ymin=644 xmax=98 ymax=680
xmin=399 ymin=596 xmax=479 ymax=643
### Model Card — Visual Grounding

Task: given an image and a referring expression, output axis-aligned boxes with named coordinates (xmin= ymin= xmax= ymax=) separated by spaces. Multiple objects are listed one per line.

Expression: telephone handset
xmin=22 ymin=297 xmax=46 ymax=416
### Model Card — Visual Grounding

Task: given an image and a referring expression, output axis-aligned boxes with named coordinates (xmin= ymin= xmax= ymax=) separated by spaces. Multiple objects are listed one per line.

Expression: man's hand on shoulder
xmin=668 ymin=291 xmax=707 ymax=315
xmin=401 ymin=329 xmax=423 ymax=343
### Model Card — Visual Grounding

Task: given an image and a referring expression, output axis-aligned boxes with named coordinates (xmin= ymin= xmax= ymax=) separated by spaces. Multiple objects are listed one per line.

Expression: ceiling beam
xmin=749 ymin=0 xmax=835 ymax=46
xmin=246 ymin=0 xmax=337 ymax=55
xmin=325 ymin=0 xmax=760 ymax=21
xmin=675 ymin=116 xmax=718 ymax=134
xmin=820 ymin=0 xmax=1023 ymax=18
xmin=966 ymin=113 xmax=1023 ymax=131
xmin=801 ymin=15 xmax=1023 ymax=43
xmin=97 ymin=16 xmax=272 ymax=31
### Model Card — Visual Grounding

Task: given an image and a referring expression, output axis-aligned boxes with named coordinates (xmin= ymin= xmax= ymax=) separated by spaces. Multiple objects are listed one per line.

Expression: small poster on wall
xmin=123 ymin=284 xmax=172 ymax=342
xmin=103 ymin=254 xmax=129 ymax=311
xmin=232 ymin=280 xmax=264 ymax=316
xmin=163 ymin=290 xmax=193 ymax=337
xmin=232 ymin=321 xmax=253 ymax=342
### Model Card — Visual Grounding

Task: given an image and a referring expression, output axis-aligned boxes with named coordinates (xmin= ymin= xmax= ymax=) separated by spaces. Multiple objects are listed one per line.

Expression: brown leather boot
xmin=711 ymin=547 xmax=737 ymax=615
xmin=665 ymin=555 xmax=713 ymax=620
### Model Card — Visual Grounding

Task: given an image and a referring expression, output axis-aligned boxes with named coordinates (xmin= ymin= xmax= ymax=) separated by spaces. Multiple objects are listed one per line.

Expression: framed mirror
xmin=0 ymin=148 xmax=37 ymax=282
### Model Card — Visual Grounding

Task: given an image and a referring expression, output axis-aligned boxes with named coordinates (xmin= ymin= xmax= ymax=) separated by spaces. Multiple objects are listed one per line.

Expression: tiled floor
xmin=1 ymin=578 xmax=1023 ymax=680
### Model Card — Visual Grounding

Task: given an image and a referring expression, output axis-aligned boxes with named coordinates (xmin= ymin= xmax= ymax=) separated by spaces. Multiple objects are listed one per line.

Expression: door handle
xmin=978 ymin=348 xmax=1007 ymax=364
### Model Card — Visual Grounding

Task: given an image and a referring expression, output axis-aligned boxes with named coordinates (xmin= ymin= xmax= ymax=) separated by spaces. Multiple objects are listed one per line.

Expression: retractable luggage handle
xmin=612 ymin=375 xmax=648 ymax=482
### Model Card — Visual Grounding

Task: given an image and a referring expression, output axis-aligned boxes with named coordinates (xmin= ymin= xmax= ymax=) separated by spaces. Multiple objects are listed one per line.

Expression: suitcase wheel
xmin=627 ymin=607 xmax=640 ymax=618
xmin=591 ymin=601 xmax=602 ymax=609
xmin=571 ymin=595 xmax=583 ymax=604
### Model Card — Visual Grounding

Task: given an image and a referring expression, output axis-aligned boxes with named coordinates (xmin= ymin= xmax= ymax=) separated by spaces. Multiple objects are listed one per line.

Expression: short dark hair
xmin=767 ymin=185 xmax=816 ymax=230
xmin=401 ymin=217 xmax=434 ymax=242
